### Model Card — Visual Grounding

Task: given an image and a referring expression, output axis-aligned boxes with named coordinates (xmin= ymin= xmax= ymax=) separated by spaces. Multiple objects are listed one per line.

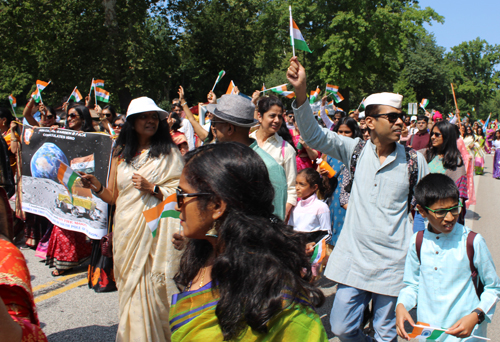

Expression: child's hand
xmin=305 ymin=242 xmax=315 ymax=256
xmin=395 ymin=303 xmax=415 ymax=341
xmin=446 ymin=312 xmax=479 ymax=338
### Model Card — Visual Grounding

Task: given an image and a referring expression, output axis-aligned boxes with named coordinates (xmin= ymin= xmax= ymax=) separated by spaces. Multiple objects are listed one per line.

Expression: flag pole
xmin=94 ymin=83 xmax=98 ymax=105
xmin=211 ymin=75 xmax=220 ymax=92
xmin=89 ymin=78 xmax=94 ymax=99
xmin=289 ymin=6 xmax=295 ymax=57
xmin=451 ymin=83 xmax=458 ymax=111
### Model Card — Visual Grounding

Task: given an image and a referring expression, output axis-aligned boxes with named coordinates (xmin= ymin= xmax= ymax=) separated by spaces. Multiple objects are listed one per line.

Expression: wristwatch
xmin=472 ymin=309 xmax=485 ymax=324
xmin=152 ymin=185 xmax=160 ymax=195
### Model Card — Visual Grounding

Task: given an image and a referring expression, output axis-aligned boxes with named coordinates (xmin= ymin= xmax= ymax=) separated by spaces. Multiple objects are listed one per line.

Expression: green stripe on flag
xmin=66 ymin=172 xmax=79 ymax=193
xmin=160 ymin=210 xmax=180 ymax=220
xmin=96 ymin=95 xmax=109 ymax=103
xmin=310 ymin=244 xmax=319 ymax=263
xmin=291 ymin=38 xmax=313 ymax=53
xmin=428 ymin=330 xmax=444 ymax=339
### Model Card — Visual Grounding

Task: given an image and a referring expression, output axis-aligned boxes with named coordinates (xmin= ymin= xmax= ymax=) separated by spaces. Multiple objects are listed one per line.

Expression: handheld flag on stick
xmin=108 ymin=123 xmax=116 ymax=137
xmin=226 ymin=80 xmax=236 ymax=95
xmin=483 ymin=114 xmax=491 ymax=133
xmin=211 ymin=70 xmax=226 ymax=92
xmin=57 ymin=161 xmax=80 ymax=200
xmin=289 ymin=6 xmax=312 ymax=55
xmin=67 ymin=87 xmax=83 ymax=103
xmin=310 ymin=87 xmax=320 ymax=104
xmin=357 ymin=97 xmax=365 ymax=110
xmin=409 ymin=323 xmax=490 ymax=341
xmin=31 ymin=80 xmax=50 ymax=104
xmin=268 ymin=84 xmax=295 ymax=99
xmin=95 ymin=87 xmax=110 ymax=103
xmin=420 ymin=98 xmax=429 ymax=109
xmin=332 ymin=91 xmax=344 ymax=104
xmin=310 ymin=235 xmax=328 ymax=265
xmin=325 ymin=84 xmax=339 ymax=94
xmin=8 ymin=95 xmax=16 ymax=114
xmin=143 ymin=193 xmax=180 ymax=237
xmin=261 ymin=83 xmax=266 ymax=94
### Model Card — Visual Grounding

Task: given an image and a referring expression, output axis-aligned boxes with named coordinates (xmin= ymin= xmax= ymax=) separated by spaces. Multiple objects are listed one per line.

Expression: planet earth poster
xmin=21 ymin=126 xmax=113 ymax=239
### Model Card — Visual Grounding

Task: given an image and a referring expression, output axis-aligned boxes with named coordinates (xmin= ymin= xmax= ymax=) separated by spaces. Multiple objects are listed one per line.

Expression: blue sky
xmin=418 ymin=0 xmax=500 ymax=51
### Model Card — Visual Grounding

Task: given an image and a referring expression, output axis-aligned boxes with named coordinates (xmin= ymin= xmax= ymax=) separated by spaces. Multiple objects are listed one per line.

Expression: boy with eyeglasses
xmin=396 ymin=173 xmax=500 ymax=341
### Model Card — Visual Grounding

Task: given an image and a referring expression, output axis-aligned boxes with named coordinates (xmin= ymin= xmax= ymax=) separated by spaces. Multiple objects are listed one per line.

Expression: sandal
xmin=51 ymin=268 xmax=71 ymax=277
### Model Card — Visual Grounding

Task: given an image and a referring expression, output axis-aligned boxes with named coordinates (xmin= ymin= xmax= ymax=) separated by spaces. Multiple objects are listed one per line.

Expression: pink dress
xmin=457 ymin=137 xmax=476 ymax=207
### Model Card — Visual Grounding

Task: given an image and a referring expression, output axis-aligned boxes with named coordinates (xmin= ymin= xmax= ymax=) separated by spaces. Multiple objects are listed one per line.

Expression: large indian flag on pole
xmin=57 ymin=161 xmax=80 ymax=199
xmin=95 ymin=87 xmax=110 ymax=103
xmin=143 ymin=193 xmax=180 ymax=237
xmin=290 ymin=15 xmax=312 ymax=53
xmin=408 ymin=323 xmax=446 ymax=340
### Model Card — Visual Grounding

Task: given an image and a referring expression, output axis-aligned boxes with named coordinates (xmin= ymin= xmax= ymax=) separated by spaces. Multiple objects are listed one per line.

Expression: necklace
xmin=199 ymin=267 xmax=206 ymax=288
xmin=130 ymin=149 xmax=150 ymax=170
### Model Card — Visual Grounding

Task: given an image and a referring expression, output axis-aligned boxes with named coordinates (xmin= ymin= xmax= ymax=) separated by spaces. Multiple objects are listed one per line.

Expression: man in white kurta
xmin=287 ymin=57 xmax=429 ymax=342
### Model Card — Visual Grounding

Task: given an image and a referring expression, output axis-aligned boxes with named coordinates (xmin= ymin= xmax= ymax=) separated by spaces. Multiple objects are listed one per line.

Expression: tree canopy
xmin=0 ymin=0 xmax=499 ymax=120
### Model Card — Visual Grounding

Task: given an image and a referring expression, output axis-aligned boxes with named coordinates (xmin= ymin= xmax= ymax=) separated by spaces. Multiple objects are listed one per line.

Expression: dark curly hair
xmin=113 ymin=113 xmax=175 ymax=163
xmin=174 ymin=142 xmax=324 ymax=340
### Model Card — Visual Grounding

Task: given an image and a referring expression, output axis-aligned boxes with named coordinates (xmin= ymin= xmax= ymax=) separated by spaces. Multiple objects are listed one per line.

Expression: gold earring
xmin=206 ymin=220 xmax=219 ymax=238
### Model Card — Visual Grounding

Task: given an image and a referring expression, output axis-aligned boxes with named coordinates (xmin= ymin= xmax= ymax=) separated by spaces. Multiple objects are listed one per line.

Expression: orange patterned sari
xmin=0 ymin=236 xmax=48 ymax=341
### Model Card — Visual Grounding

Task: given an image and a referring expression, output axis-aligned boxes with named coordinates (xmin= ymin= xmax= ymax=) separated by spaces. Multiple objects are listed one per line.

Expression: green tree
xmin=446 ymin=38 xmax=500 ymax=118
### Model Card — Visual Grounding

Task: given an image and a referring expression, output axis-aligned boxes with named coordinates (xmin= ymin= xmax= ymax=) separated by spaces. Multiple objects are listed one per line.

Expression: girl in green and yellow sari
xmin=170 ymin=143 xmax=328 ymax=342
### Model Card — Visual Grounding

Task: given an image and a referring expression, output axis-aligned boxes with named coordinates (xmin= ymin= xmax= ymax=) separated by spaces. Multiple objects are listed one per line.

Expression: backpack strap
xmin=467 ymin=231 xmax=484 ymax=299
xmin=405 ymin=147 xmax=419 ymax=213
xmin=416 ymin=230 xmax=424 ymax=264
xmin=345 ymin=139 xmax=366 ymax=193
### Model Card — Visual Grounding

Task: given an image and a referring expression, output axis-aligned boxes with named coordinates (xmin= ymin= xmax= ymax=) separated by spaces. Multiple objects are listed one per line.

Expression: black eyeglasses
xmin=176 ymin=188 xmax=212 ymax=208
xmin=370 ymin=113 xmax=406 ymax=124
xmin=430 ymin=132 xmax=442 ymax=137
xmin=425 ymin=204 xmax=462 ymax=218
xmin=112 ymin=123 xmax=124 ymax=128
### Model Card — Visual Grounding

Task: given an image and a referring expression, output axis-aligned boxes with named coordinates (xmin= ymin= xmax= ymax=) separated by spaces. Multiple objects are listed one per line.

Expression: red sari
xmin=46 ymin=226 xmax=92 ymax=270
xmin=0 ymin=236 xmax=48 ymax=341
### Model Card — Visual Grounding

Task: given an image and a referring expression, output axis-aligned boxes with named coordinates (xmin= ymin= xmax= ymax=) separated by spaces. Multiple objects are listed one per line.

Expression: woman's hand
xmin=321 ymin=95 xmax=328 ymax=106
xmin=318 ymin=168 xmax=329 ymax=177
xmin=251 ymin=90 xmax=260 ymax=105
xmin=395 ymin=303 xmax=415 ymax=341
xmin=10 ymin=121 xmax=17 ymax=131
xmin=172 ymin=232 xmax=186 ymax=250
xmin=167 ymin=113 xmax=175 ymax=130
xmin=78 ymin=172 xmax=102 ymax=191
xmin=85 ymin=95 xmax=90 ymax=107
xmin=305 ymin=242 xmax=315 ymax=256
xmin=233 ymin=86 xmax=240 ymax=95
xmin=95 ymin=104 xmax=102 ymax=117
xmin=132 ymin=173 xmax=154 ymax=193
xmin=178 ymin=86 xmax=185 ymax=102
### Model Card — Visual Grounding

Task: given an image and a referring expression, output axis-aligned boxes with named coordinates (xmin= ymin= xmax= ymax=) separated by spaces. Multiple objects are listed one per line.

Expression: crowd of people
xmin=0 ymin=56 xmax=500 ymax=342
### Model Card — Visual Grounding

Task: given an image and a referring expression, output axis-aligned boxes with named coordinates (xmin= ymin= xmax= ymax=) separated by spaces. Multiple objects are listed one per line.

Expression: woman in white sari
xmin=81 ymin=97 xmax=184 ymax=342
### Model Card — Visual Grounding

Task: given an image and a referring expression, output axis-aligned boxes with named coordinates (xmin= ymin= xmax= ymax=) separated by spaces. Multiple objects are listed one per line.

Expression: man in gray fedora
xmin=210 ymin=94 xmax=287 ymax=219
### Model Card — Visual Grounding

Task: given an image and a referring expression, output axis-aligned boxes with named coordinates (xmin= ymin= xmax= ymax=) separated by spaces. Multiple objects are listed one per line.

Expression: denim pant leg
xmin=330 ymin=284 xmax=372 ymax=342
xmin=413 ymin=212 xmax=426 ymax=232
xmin=371 ymin=293 xmax=398 ymax=342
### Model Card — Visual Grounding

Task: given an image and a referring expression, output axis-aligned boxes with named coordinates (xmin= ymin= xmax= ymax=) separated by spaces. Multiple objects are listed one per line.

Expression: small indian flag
xmin=57 ymin=161 xmax=80 ymax=198
xmin=310 ymin=87 xmax=320 ymax=104
xmin=212 ymin=70 xmax=226 ymax=91
xmin=420 ymin=98 xmax=429 ymax=109
xmin=69 ymin=87 xmax=83 ymax=102
xmin=95 ymin=87 xmax=110 ymax=103
xmin=261 ymin=83 xmax=266 ymax=93
xmin=290 ymin=9 xmax=312 ymax=53
xmin=31 ymin=89 xmax=42 ymax=103
xmin=36 ymin=80 xmax=49 ymax=92
xmin=325 ymin=84 xmax=338 ymax=94
xmin=409 ymin=323 xmax=446 ymax=340
xmin=108 ymin=123 xmax=116 ymax=137
xmin=310 ymin=236 xmax=327 ymax=265
xmin=332 ymin=91 xmax=344 ymax=104
xmin=226 ymin=80 xmax=236 ymax=95
xmin=8 ymin=95 xmax=16 ymax=108
xmin=143 ymin=193 xmax=180 ymax=237
xmin=92 ymin=79 xmax=105 ymax=88
xmin=282 ymin=91 xmax=295 ymax=99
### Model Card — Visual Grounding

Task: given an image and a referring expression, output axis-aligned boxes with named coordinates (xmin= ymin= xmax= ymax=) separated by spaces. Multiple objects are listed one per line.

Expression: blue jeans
xmin=330 ymin=284 xmax=398 ymax=342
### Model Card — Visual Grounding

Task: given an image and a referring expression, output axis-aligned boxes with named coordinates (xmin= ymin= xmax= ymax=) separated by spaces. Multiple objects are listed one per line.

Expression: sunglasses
xmin=112 ymin=123 xmax=124 ymax=128
xmin=424 ymin=204 xmax=462 ymax=218
xmin=68 ymin=113 xmax=78 ymax=118
xmin=370 ymin=113 xmax=406 ymax=124
xmin=430 ymin=132 xmax=442 ymax=137
xmin=175 ymin=187 xmax=212 ymax=208
xmin=105 ymin=114 xmax=113 ymax=118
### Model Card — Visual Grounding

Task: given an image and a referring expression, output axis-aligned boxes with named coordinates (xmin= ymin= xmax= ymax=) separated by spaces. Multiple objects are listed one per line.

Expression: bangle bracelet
xmin=181 ymin=102 xmax=187 ymax=106
xmin=93 ymin=184 xmax=104 ymax=196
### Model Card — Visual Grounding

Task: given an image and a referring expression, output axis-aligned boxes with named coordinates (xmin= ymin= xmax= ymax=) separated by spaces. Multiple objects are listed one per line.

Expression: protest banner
xmin=21 ymin=126 xmax=113 ymax=239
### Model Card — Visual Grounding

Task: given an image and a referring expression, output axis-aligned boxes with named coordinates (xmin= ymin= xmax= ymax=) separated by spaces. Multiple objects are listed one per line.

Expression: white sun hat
xmin=126 ymin=97 xmax=168 ymax=121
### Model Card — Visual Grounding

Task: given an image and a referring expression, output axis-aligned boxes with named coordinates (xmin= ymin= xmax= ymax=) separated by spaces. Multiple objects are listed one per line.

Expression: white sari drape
xmin=113 ymin=149 xmax=184 ymax=342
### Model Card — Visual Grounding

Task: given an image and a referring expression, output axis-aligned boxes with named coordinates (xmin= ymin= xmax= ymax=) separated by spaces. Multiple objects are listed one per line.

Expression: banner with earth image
xmin=21 ymin=126 xmax=113 ymax=239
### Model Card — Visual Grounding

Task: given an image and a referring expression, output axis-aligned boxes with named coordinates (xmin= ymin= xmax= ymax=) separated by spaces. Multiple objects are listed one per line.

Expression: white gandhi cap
xmin=364 ymin=92 xmax=403 ymax=110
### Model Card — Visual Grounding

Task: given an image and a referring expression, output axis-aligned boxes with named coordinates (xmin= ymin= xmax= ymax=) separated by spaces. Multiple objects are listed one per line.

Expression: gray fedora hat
xmin=213 ymin=94 xmax=258 ymax=127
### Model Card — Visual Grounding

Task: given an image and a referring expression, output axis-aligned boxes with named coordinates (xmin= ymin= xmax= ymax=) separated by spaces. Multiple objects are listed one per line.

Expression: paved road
xmin=22 ymin=155 xmax=500 ymax=341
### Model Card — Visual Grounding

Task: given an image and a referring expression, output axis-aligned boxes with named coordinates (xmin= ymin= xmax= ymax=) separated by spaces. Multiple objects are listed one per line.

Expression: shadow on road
xmin=47 ymin=324 xmax=118 ymax=342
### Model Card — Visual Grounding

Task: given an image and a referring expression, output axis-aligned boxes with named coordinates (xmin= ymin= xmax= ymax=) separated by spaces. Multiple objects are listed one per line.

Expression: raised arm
xmin=319 ymin=95 xmax=334 ymax=130
xmin=286 ymin=57 xmax=357 ymax=165
xmin=178 ymin=86 xmax=209 ymax=141
xmin=23 ymin=99 xmax=39 ymax=127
